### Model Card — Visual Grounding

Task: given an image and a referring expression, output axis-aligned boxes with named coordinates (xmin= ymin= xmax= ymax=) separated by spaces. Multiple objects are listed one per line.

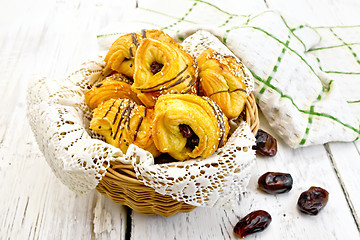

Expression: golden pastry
xmin=104 ymin=32 xmax=138 ymax=78
xmin=85 ymin=73 xmax=141 ymax=109
xmin=131 ymin=38 xmax=198 ymax=107
xmin=90 ymin=98 xmax=160 ymax=156
xmin=104 ymin=29 xmax=181 ymax=79
xmin=144 ymin=29 xmax=182 ymax=48
xmin=152 ymin=94 xmax=229 ymax=161
xmin=197 ymin=48 xmax=247 ymax=119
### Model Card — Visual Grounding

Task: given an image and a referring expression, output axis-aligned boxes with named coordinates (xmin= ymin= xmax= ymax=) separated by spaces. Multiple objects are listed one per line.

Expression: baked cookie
xmin=152 ymin=94 xmax=229 ymax=161
xmin=104 ymin=29 xmax=181 ymax=79
xmin=85 ymin=73 xmax=141 ymax=109
xmin=90 ymin=98 xmax=160 ymax=157
xmin=131 ymin=38 xmax=198 ymax=107
xmin=197 ymin=48 xmax=247 ymax=119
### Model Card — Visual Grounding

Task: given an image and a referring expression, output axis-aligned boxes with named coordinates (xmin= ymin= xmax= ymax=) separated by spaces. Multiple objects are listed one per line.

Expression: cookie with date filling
xmin=152 ymin=94 xmax=229 ymax=161
xmin=131 ymin=38 xmax=198 ymax=107
xmin=105 ymin=29 xmax=182 ymax=79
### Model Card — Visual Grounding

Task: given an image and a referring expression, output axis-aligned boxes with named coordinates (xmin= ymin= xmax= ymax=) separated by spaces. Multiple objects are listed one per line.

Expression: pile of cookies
xmin=85 ymin=29 xmax=248 ymax=161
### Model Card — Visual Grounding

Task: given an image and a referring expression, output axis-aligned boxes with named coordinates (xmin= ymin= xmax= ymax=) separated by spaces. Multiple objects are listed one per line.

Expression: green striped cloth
xmin=97 ymin=0 xmax=360 ymax=148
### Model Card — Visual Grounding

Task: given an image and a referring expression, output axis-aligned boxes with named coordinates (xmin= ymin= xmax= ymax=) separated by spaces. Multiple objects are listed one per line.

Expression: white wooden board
xmin=0 ymin=0 xmax=136 ymax=239
xmin=1 ymin=0 xmax=360 ymax=239
xmin=131 ymin=111 xmax=360 ymax=240
xmin=130 ymin=0 xmax=360 ymax=239
xmin=264 ymin=0 xmax=360 ymax=233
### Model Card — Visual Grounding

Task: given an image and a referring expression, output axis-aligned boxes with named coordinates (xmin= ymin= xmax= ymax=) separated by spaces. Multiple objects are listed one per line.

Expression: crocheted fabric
xmin=27 ymin=33 xmax=256 ymax=208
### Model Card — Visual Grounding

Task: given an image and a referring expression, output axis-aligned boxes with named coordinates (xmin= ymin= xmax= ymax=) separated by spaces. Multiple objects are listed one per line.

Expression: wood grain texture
xmin=131 ymin=111 xmax=360 ymax=240
xmin=265 ymin=0 xmax=360 ymax=235
xmin=0 ymin=0 xmax=136 ymax=239
xmin=130 ymin=1 xmax=360 ymax=239
xmin=326 ymin=142 xmax=360 ymax=231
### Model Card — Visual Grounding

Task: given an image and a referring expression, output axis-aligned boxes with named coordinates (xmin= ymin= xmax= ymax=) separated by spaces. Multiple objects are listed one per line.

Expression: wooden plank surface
xmin=266 ymin=0 xmax=360 ymax=233
xmin=0 ymin=0 xmax=136 ymax=239
xmin=130 ymin=0 xmax=360 ymax=239
xmin=326 ymin=142 xmax=360 ymax=230
xmin=0 ymin=0 xmax=360 ymax=239
xmin=131 ymin=111 xmax=360 ymax=240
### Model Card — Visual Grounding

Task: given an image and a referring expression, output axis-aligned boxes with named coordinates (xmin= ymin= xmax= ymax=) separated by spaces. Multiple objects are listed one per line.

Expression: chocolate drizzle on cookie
xmin=112 ymin=100 xmax=136 ymax=141
xmin=203 ymin=97 xmax=226 ymax=148
xmin=163 ymin=75 xmax=190 ymax=91
xmin=123 ymin=104 xmax=133 ymax=131
xmin=134 ymin=108 xmax=146 ymax=141
xmin=137 ymin=65 xmax=189 ymax=92
xmin=209 ymin=88 xmax=246 ymax=97
xmin=231 ymin=88 xmax=247 ymax=93
xmin=141 ymin=29 xmax=147 ymax=39
xmin=131 ymin=33 xmax=140 ymax=47
xmin=112 ymin=99 xmax=125 ymax=125
xmin=129 ymin=47 xmax=134 ymax=59
xmin=103 ymin=99 xmax=117 ymax=119
xmin=182 ymin=76 xmax=198 ymax=94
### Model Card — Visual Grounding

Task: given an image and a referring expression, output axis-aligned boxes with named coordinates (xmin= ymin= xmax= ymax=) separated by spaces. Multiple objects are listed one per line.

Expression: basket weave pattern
xmin=96 ymin=93 xmax=259 ymax=217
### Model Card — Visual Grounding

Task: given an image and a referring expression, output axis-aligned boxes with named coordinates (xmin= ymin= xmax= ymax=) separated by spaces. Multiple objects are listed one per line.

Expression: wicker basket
xmin=96 ymin=92 xmax=259 ymax=217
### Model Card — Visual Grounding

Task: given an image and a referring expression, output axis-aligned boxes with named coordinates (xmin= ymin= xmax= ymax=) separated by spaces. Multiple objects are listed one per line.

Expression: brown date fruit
xmin=179 ymin=124 xmax=199 ymax=150
xmin=258 ymin=172 xmax=293 ymax=194
xmin=297 ymin=186 xmax=329 ymax=215
xmin=154 ymin=153 xmax=177 ymax=164
xmin=234 ymin=210 xmax=271 ymax=239
xmin=150 ymin=61 xmax=164 ymax=75
xmin=254 ymin=129 xmax=277 ymax=156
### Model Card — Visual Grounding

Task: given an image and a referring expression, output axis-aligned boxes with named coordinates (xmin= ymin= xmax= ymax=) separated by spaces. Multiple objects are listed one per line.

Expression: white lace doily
xmin=27 ymin=58 xmax=127 ymax=193
xmin=27 ymin=32 xmax=256 ymax=208
xmin=128 ymin=121 xmax=255 ymax=208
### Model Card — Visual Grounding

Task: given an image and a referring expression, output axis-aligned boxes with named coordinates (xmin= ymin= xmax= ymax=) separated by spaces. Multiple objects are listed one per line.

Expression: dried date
xmin=154 ymin=153 xmax=177 ymax=164
xmin=258 ymin=172 xmax=293 ymax=194
xmin=179 ymin=124 xmax=199 ymax=150
xmin=254 ymin=129 xmax=277 ymax=156
xmin=150 ymin=61 xmax=164 ymax=75
xmin=234 ymin=210 xmax=271 ymax=239
xmin=297 ymin=186 xmax=329 ymax=215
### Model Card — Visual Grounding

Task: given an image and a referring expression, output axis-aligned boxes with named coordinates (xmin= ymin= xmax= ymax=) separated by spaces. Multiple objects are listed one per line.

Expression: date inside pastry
xmin=131 ymin=38 xmax=198 ymax=107
xmin=89 ymin=98 xmax=160 ymax=157
xmin=104 ymin=29 xmax=182 ymax=79
xmin=85 ymin=73 xmax=141 ymax=109
xmin=153 ymin=94 xmax=229 ymax=161
xmin=197 ymin=48 xmax=247 ymax=119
